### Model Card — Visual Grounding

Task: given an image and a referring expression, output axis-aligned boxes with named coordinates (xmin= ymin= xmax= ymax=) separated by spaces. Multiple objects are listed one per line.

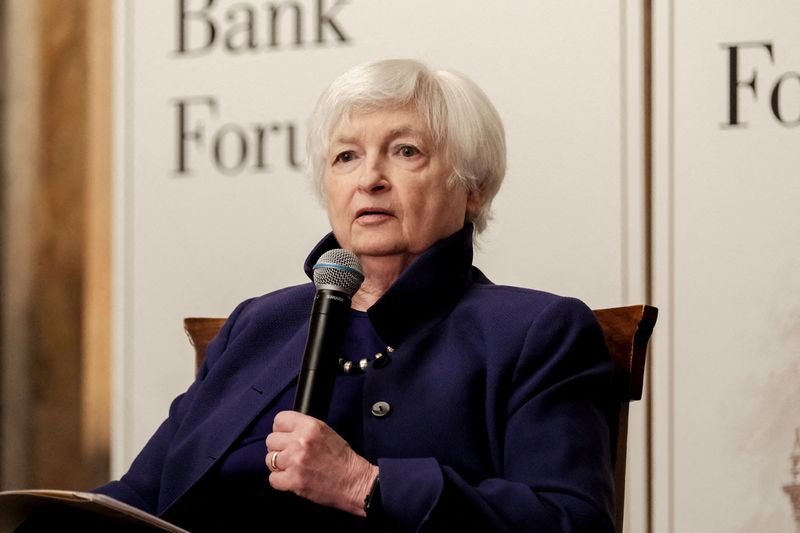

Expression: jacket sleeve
xmin=91 ymin=298 xmax=255 ymax=513
xmin=377 ymin=297 xmax=617 ymax=532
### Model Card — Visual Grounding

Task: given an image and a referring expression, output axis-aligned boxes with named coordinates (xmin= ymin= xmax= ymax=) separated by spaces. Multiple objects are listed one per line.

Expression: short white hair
xmin=306 ymin=59 xmax=506 ymax=234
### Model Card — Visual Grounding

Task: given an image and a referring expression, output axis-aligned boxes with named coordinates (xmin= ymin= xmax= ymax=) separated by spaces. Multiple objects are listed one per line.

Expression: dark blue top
xmin=170 ymin=311 xmax=386 ymax=531
xmin=96 ymin=224 xmax=617 ymax=532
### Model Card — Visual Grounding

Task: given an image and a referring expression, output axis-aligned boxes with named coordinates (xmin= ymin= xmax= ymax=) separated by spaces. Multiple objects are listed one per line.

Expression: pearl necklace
xmin=338 ymin=346 xmax=395 ymax=375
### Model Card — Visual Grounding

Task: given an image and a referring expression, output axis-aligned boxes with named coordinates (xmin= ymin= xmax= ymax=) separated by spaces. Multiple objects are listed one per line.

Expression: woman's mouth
xmin=356 ymin=209 xmax=393 ymax=223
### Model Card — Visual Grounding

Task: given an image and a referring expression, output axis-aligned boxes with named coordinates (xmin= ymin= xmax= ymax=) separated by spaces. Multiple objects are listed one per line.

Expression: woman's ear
xmin=465 ymin=189 xmax=484 ymax=218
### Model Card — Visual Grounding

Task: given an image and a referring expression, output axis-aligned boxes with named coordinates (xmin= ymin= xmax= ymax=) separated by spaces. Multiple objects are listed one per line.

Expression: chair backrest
xmin=592 ymin=304 xmax=658 ymax=532
xmin=183 ymin=304 xmax=657 ymax=533
xmin=183 ymin=317 xmax=227 ymax=373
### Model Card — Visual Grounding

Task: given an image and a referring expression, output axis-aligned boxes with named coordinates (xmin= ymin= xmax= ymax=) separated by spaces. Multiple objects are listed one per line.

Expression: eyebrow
xmin=387 ymin=125 xmax=422 ymax=139
xmin=331 ymin=125 xmax=427 ymax=146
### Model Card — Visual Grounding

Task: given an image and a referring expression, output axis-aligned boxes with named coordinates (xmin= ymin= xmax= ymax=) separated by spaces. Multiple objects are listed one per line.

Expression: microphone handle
xmin=293 ymin=288 xmax=351 ymax=419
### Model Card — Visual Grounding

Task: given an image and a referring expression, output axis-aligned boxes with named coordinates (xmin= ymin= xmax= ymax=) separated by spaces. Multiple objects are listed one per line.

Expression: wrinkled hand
xmin=265 ymin=410 xmax=378 ymax=516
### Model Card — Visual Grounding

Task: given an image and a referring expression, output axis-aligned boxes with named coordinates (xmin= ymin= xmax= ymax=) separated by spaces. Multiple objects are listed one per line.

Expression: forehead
xmin=329 ymin=105 xmax=431 ymax=142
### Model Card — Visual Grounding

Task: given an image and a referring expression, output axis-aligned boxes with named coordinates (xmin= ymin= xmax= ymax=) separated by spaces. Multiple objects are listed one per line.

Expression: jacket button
xmin=370 ymin=401 xmax=391 ymax=417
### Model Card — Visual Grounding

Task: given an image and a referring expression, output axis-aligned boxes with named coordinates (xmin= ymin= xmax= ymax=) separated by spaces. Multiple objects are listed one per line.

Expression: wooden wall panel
xmin=32 ymin=0 xmax=90 ymax=489
xmin=0 ymin=0 xmax=111 ymax=490
xmin=1 ymin=0 xmax=40 ymax=490
xmin=82 ymin=0 xmax=112 ymax=475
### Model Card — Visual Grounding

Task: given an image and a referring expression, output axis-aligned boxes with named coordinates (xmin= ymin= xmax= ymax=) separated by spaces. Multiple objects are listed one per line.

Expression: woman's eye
xmin=334 ymin=151 xmax=355 ymax=164
xmin=396 ymin=145 xmax=420 ymax=157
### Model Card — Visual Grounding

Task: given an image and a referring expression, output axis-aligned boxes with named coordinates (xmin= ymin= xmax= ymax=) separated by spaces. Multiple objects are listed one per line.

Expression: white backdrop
xmin=112 ymin=0 xmax=647 ymax=528
xmin=652 ymin=1 xmax=800 ymax=531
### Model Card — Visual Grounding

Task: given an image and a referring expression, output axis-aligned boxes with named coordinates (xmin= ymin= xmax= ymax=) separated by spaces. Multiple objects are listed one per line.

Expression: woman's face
xmin=323 ymin=106 xmax=476 ymax=261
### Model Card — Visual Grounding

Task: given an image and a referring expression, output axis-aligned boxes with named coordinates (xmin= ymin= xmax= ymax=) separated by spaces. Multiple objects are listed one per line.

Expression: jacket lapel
xmin=158 ymin=325 xmax=308 ymax=515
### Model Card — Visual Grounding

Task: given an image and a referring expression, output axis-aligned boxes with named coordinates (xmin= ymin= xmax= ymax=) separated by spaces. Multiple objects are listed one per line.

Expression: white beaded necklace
xmin=338 ymin=346 xmax=395 ymax=375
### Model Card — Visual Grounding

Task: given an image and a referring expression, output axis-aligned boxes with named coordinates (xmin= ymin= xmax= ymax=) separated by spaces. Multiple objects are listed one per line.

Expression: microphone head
xmin=312 ymin=249 xmax=365 ymax=297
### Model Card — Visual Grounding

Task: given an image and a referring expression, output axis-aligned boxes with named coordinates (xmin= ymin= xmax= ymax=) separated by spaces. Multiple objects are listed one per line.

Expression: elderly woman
xmin=95 ymin=59 xmax=615 ymax=532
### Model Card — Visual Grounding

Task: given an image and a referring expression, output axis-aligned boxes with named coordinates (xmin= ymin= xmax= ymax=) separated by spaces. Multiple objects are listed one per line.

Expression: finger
xmin=265 ymin=432 xmax=291 ymax=453
xmin=268 ymin=469 xmax=292 ymax=492
xmin=266 ymin=450 xmax=283 ymax=472
xmin=272 ymin=411 xmax=328 ymax=435
xmin=271 ymin=410 xmax=302 ymax=432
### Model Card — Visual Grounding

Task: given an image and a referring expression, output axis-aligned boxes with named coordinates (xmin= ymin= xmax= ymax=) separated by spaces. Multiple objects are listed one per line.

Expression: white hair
xmin=306 ymin=59 xmax=506 ymax=234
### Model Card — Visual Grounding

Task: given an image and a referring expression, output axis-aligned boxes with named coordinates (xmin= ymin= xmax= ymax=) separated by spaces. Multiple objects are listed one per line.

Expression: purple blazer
xmin=96 ymin=225 xmax=616 ymax=532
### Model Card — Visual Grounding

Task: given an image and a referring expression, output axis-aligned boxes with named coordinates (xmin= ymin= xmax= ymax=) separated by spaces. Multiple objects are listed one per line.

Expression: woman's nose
xmin=358 ymin=155 xmax=390 ymax=193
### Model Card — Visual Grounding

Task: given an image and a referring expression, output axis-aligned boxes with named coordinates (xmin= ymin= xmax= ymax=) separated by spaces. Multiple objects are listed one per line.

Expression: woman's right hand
xmin=265 ymin=410 xmax=378 ymax=516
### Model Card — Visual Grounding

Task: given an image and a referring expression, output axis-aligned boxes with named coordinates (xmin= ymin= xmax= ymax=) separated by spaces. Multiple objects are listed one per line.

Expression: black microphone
xmin=293 ymin=248 xmax=364 ymax=419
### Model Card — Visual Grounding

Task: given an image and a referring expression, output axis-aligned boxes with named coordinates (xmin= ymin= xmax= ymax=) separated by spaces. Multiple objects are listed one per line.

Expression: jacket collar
xmin=303 ymin=224 xmax=488 ymax=347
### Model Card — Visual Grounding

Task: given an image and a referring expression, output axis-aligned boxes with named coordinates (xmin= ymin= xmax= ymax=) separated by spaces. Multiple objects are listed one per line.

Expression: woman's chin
xmin=345 ymin=231 xmax=405 ymax=257
xmin=352 ymin=243 xmax=407 ymax=259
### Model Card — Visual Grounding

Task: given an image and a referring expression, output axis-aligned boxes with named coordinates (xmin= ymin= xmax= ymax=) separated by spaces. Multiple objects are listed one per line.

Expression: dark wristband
xmin=363 ymin=474 xmax=383 ymax=521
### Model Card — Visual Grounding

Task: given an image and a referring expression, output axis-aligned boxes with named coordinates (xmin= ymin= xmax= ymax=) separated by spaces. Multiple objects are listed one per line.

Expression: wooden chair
xmin=593 ymin=304 xmax=658 ymax=531
xmin=183 ymin=304 xmax=657 ymax=533
xmin=183 ymin=317 xmax=228 ymax=373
